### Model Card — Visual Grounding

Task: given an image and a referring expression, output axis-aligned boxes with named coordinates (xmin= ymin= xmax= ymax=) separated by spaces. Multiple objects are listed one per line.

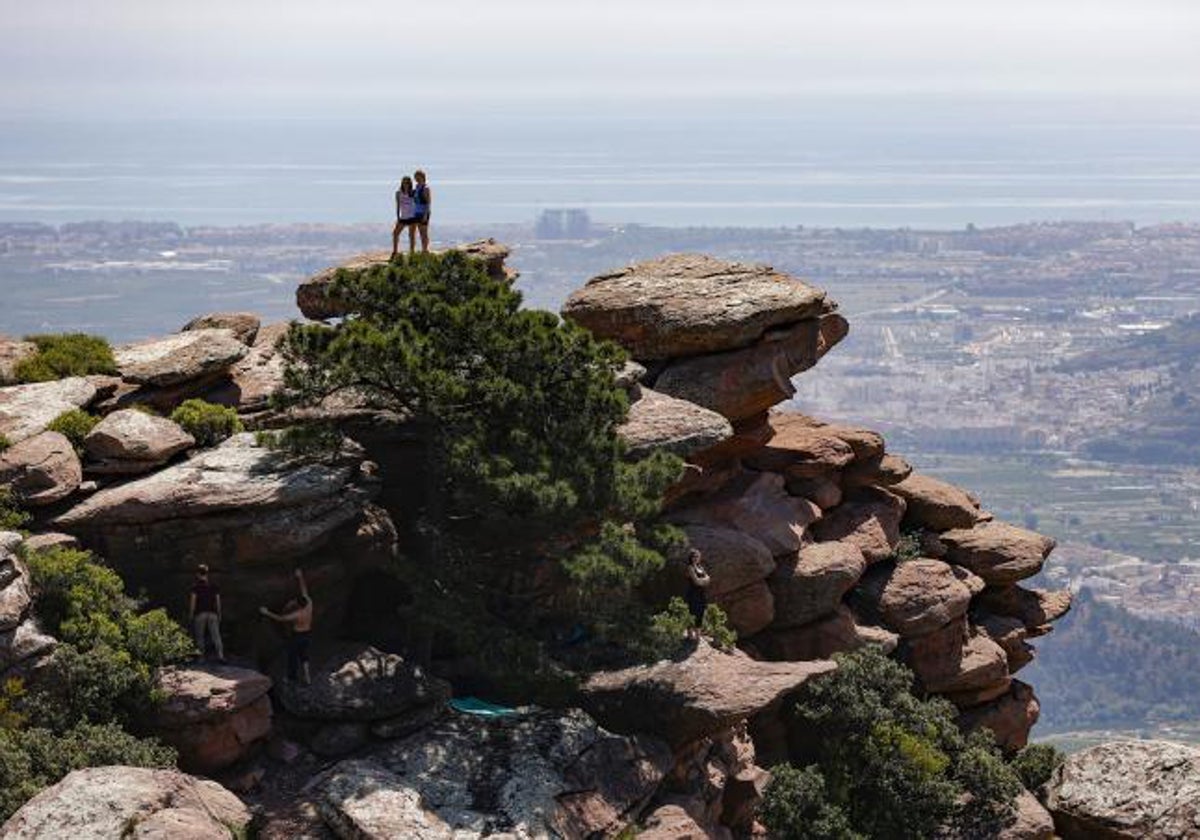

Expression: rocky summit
xmin=0 ymin=245 xmax=1090 ymax=839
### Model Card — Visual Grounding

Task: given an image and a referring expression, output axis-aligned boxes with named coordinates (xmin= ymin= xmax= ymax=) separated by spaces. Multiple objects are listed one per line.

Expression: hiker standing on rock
xmin=260 ymin=568 xmax=313 ymax=685
xmin=391 ymin=175 xmax=420 ymax=259
xmin=413 ymin=169 xmax=432 ymax=253
xmin=189 ymin=564 xmax=225 ymax=662
xmin=684 ymin=548 xmax=711 ymax=640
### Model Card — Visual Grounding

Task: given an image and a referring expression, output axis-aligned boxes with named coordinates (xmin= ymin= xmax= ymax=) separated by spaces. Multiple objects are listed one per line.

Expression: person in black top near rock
xmin=189 ymin=564 xmax=225 ymax=662
xmin=412 ymin=169 xmax=433 ymax=253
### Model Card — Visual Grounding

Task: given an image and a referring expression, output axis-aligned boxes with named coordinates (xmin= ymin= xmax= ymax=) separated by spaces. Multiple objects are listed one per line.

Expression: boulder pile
xmin=563 ymin=253 xmax=1071 ymax=754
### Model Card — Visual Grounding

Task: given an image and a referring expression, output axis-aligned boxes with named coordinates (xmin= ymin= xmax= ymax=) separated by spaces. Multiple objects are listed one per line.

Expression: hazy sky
xmin=3 ymin=0 xmax=1199 ymax=117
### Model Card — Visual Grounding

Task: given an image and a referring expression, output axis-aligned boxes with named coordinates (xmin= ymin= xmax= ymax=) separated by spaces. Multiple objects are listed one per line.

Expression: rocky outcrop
xmin=1045 ymin=739 xmax=1200 ymax=839
xmin=957 ymin=679 xmax=1040 ymax=753
xmin=893 ymin=472 xmax=986 ymax=531
xmin=273 ymin=641 xmax=449 ymax=724
xmin=82 ymin=409 xmax=194 ymax=475
xmin=0 ymin=534 xmax=56 ymax=679
xmin=312 ymin=708 xmax=671 ymax=840
xmin=0 ymin=431 xmax=81 ymax=505
xmin=855 ymin=559 xmax=973 ymax=637
xmin=768 ymin=541 xmax=866 ymax=628
xmin=810 ymin=486 xmax=905 ymax=563
xmin=581 ymin=640 xmax=835 ymax=747
xmin=114 ymin=329 xmax=248 ymax=388
xmin=750 ymin=604 xmax=898 ymax=662
xmin=670 ymin=471 xmax=821 ymax=558
xmin=562 ymin=254 xmax=833 ymax=360
xmin=297 ymin=239 xmax=514 ymax=321
xmin=207 ymin=321 xmax=288 ymax=415
xmin=181 ymin=312 xmax=261 ymax=346
xmin=152 ymin=664 xmax=273 ymax=775
xmin=939 ymin=522 xmax=1055 ymax=585
xmin=0 ymin=766 xmax=251 ymax=839
xmin=0 ymin=378 xmax=96 ymax=443
xmin=52 ymin=434 xmax=385 ymax=638
xmin=0 ymin=338 xmax=36 ymax=386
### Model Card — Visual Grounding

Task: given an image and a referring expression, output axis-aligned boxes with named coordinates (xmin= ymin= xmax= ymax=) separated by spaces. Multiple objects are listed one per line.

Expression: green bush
xmin=1011 ymin=743 xmax=1065 ymax=791
xmin=890 ymin=529 xmax=923 ymax=563
xmin=0 ymin=722 xmax=174 ymax=821
xmin=0 ymin=434 xmax=10 ymax=452
xmin=760 ymin=764 xmax=863 ymax=840
xmin=0 ymin=488 xmax=30 ymax=532
xmin=701 ymin=603 xmax=737 ymax=651
xmin=14 ymin=333 xmax=117 ymax=383
xmin=23 ymin=547 xmax=193 ymax=730
xmin=169 ymin=399 xmax=243 ymax=447
xmin=772 ymin=647 xmax=1022 ymax=840
xmin=46 ymin=409 xmax=99 ymax=453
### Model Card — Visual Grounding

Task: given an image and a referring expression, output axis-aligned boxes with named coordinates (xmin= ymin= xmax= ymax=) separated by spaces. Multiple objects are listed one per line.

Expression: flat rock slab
xmin=0 ymin=766 xmax=251 ymax=840
xmin=1045 ymin=740 xmax=1200 ymax=840
xmin=182 ymin=312 xmax=262 ymax=345
xmin=562 ymin=253 xmax=833 ymax=360
xmin=115 ymin=328 xmax=248 ymax=387
xmin=0 ymin=377 xmax=96 ymax=443
xmin=581 ymin=639 xmax=836 ymax=746
xmin=619 ymin=386 xmax=733 ymax=460
xmin=0 ymin=430 xmax=82 ymax=506
xmin=940 ymin=521 xmax=1056 ymax=585
xmin=977 ymin=585 xmax=1072 ymax=629
xmin=315 ymin=708 xmax=671 ymax=840
xmin=274 ymin=641 xmax=450 ymax=722
xmin=155 ymin=663 xmax=272 ymax=725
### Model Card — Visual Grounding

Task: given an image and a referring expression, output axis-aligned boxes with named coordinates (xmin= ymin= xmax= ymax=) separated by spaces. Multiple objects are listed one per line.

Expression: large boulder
xmin=82 ymin=410 xmax=194 ymax=475
xmin=0 ymin=548 xmax=32 ymax=633
xmin=0 ymin=766 xmax=251 ymax=839
xmin=744 ymin=411 xmax=855 ymax=476
xmin=977 ymin=585 xmax=1072 ymax=629
xmin=768 ymin=541 xmax=867 ymax=628
xmin=207 ymin=322 xmax=289 ymax=416
xmin=0 ymin=378 xmax=96 ymax=444
xmin=974 ymin=611 xmax=1037 ymax=672
xmin=958 ymin=680 xmax=1040 ymax=753
xmin=1044 ymin=740 xmax=1200 ymax=839
xmin=0 ymin=538 xmax=56 ymax=676
xmin=580 ymin=640 xmax=835 ymax=747
xmin=892 ymin=472 xmax=985 ymax=531
xmin=313 ymin=708 xmax=671 ymax=840
xmin=298 ymin=240 xmax=513 ymax=321
xmin=811 ymin=486 xmax=906 ymax=563
xmin=679 ymin=525 xmax=776 ymax=598
xmin=715 ymin=580 xmax=775 ymax=637
xmin=939 ymin=522 xmax=1056 ymax=585
xmin=855 ymin=558 xmax=973 ymax=638
xmin=561 ymin=253 xmax=834 ymax=361
xmin=619 ymin=386 xmax=733 ymax=461
xmin=669 ymin=471 xmax=821 ymax=557
xmin=114 ymin=329 xmax=248 ymax=388
xmin=152 ymin=664 xmax=273 ymax=774
xmin=181 ymin=312 xmax=261 ymax=346
xmin=653 ymin=315 xmax=847 ymax=422
xmin=901 ymin=619 xmax=1010 ymax=697
xmin=273 ymin=641 xmax=449 ymax=722
xmin=0 ymin=431 xmax=81 ymax=506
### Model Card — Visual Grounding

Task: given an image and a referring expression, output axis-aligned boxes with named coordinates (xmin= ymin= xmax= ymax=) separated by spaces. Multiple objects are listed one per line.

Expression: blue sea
xmin=2 ymin=103 xmax=1199 ymax=228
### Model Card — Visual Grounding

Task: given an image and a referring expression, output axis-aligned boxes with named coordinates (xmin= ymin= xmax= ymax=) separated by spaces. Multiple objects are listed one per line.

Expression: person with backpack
xmin=412 ymin=169 xmax=432 ymax=253
xmin=391 ymin=175 xmax=419 ymax=259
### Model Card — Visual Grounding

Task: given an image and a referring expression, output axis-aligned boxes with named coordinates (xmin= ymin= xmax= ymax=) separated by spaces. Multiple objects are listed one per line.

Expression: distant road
xmin=855 ymin=286 xmax=952 ymax=318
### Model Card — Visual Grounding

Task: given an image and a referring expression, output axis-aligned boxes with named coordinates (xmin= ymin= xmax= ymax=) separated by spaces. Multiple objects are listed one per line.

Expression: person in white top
xmin=391 ymin=175 xmax=418 ymax=258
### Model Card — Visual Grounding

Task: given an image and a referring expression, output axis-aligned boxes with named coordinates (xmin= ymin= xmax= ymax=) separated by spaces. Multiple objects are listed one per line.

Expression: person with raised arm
xmin=260 ymin=568 xmax=314 ymax=685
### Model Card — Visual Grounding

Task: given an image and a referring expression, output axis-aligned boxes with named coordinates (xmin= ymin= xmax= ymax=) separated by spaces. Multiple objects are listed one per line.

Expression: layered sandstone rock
xmin=82 ymin=409 xmax=194 ymax=475
xmin=0 ymin=378 xmax=96 ymax=443
xmin=619 ymin=385 xmax=734 ymax=460
xmin=0 ymin=766 xmax=251 ymax=839
xmin=114 ymin=329 xmax=248 ymax=388
xmin=0 ymin=534 xmax=56 ymax=680
xmin=181 ymin=312 xmax=261 ymax=346
xmin=0 ymin=431 xmax=81 ymax=505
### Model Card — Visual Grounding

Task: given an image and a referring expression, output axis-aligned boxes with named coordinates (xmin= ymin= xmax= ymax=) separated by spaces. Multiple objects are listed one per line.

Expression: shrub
xmin=890 ymin=529 xmax=923 ymax=563
xmin=169 ymin=399 xmax=243 ymax=447
xmin=14 ymin=333 xmax=117 ymax=383
xmin=645 ymin=597 xmax=695 ymax=659
xmin=760 ymin=764 xmax=863 ymax=840
xmin=0 ymin=722 xmax=175 ymax=821
xmin=1011 ymin=743 xmax=1065 ymax=791
xmin=23 ymin=547 xmax=193 ymax=730
xmin=0 ymin=488 xmax=30 ymax=532
xmin=46 ymin=409 xmax=99 ymax=453
xmin=0 ymin=434 xmax=10 ymax=452
xmin=701 ymin=603 xmax=737 ymax=651
xmin=775 ymin=647 xmax=1022 ymax=839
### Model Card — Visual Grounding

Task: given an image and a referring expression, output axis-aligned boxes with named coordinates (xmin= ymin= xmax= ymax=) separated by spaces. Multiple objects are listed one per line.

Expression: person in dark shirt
xmin=684 ymin=548 xmax=711 ymax=640
xmin=412 ymin=169 xmax=432 ymax=253
xmin=189 ymin=564 xmax=225 ymax=662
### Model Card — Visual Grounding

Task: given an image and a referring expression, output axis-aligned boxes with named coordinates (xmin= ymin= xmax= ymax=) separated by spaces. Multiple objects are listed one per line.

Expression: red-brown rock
xmin=669 ymin=471 xmax=821 ymax=557
xmin=940 ymin=521 xmax=1056 ymax=585
xmin=810 ymin=486 xmax=905 ymax=563
xmin=855 ymin=558 xmax=973 ymax=637
xmin=751 ymin=604 xmax=899 ymax=662
xmin=892 ymin=472 xmax=986 ymax=531
xmin=958 ymin=680 xmax=1040 ymax=753
xmin=768 ymin=541 xmax=867 ymax=628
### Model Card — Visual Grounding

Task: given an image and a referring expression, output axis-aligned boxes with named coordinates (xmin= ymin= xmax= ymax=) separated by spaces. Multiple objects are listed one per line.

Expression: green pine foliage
xmin=1010 ymin=743 xmax=1065 ymax=792
xmin=0 ymin=488 xmax=30 ymax=532
xmin=46 ymin=409 xmax=99 ymax=454
xmin=14 ymin=334 xmax=118 ymax=383
xmin=169 ymin=399 xmax=243 ymax=447
xmin=275 ymin=251 xmax=685 ymax=674
xmin=760 ymin=764 xmax=864 ymax=840
xmin=766 ymin=647 xmax=1022 ymax=840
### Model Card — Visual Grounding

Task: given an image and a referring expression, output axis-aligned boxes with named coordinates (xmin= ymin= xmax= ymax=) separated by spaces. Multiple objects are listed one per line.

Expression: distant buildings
xmin=535 ymin=209 xmax=592 ymax=240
